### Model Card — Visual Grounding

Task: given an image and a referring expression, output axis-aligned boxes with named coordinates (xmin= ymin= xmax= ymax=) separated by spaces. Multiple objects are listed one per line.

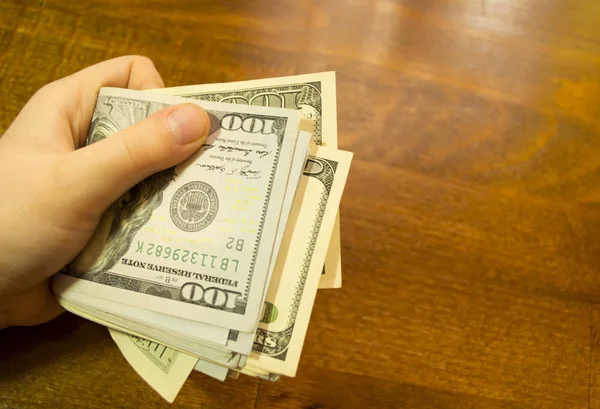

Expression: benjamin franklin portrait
xmin=67 ymin=115 xmax=176 ymax=279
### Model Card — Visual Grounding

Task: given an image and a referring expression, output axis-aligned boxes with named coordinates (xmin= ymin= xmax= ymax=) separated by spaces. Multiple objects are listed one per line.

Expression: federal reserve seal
xmin=170 ymin=182 xmax=218 ymax=232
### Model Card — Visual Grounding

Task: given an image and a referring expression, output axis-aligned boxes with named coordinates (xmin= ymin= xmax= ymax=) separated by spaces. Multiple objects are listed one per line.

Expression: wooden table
xmin=2 ymin=0 xmax=600 ymax=407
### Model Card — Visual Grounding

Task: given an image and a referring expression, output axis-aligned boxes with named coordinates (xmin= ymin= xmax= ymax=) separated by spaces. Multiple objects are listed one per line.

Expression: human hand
xmin=0 ymin=56 xmax=209 ymax=327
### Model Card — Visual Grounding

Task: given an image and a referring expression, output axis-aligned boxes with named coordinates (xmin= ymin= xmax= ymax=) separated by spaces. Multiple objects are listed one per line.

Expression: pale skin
xmin=0 ymin=56 xmax=209 ymax=327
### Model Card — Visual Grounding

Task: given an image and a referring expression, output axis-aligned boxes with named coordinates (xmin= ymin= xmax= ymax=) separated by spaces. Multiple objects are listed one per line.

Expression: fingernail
xmin=167 ymin=104 xmax=208 ymax=145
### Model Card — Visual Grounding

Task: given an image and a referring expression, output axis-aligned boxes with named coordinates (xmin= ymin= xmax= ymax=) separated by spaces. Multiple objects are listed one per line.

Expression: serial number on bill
xmin=134 ymin=241 xmax=240 ymax=273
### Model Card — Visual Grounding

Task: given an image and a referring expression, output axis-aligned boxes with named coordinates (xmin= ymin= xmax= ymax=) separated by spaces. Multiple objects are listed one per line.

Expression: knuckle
xmin=120 ymin=115 xmax=172 ymax=173
xmin=150 ymin=117 xmax=175 ymax=160
xmin=131 ymin=55 xmax=156 ymax=70
xmin=136 ymin=55 xmax=154 ymax=65
xmin=31 ymin=81 xmax=60 ymax=101
xmin=120 ymin=134 xmax=144 ymax=171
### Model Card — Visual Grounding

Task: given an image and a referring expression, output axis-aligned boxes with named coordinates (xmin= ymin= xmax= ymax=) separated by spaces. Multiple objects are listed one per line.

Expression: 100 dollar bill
xmin=248 ymin=146 xmax=352 ymax=376
xmin=53 ymin=87 xmax=302 ymax=332
xmin=110 ymin=329 xmax=197 ymax=403
xmin=151 ymin=72 xmax=343 ymax=289
xmin=107 ymin=145 xmax=352 ymax=399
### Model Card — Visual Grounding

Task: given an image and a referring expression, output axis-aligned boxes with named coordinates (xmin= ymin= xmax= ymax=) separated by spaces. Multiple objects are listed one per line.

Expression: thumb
xmin=67 ymin=103 xmax=209 ymax=211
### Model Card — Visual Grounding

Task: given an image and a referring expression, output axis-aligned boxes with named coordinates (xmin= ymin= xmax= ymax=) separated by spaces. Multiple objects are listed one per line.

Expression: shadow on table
xmin=0 ymin=312 xmax=108 ymax=380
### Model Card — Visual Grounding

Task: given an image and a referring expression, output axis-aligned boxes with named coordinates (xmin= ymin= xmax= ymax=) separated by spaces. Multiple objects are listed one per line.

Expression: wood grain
xmin=1 ymin=0 xmax=600 ymax=407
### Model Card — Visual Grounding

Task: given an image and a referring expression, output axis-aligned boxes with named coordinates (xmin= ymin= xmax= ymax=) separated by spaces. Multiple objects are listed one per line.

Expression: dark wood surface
xmin=2 ymin=0 xmax=600 ymax=407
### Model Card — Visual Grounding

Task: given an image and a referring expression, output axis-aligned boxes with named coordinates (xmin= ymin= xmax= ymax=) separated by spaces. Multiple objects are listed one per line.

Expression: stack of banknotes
xmin=51 ymin=73 xmax=352 ymax=402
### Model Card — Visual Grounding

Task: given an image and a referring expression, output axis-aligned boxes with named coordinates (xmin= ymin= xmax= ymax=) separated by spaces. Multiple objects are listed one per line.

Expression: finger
xmin=62 ymin=55 xmax=165 ymax=142
xmin=11 ymin=55 xmax=164 ymax=152
xmin=7 ymin=56 xmax=165 ymax=149
xmin=64 ymin=54 xmax=164 ymax=96
xmin=128 ymin=59 xmax=165 ymax=90
xmin=62 ymin=103 xmax=209 ymax=212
